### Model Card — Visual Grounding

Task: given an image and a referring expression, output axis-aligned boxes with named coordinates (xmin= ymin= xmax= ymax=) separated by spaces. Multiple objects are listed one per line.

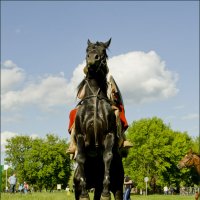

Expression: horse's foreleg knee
xmin=102 ymin=133 xmax=114 ymax=197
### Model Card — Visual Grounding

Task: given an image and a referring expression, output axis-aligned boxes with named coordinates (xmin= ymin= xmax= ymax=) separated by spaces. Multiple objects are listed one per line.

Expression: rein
xmin=77 ymin=78 xmax=109 ymax=147
xmin=77 ymin=78 xmax=112 ymax=105
xmin=85 ymin=79 xmax=100 ymax=147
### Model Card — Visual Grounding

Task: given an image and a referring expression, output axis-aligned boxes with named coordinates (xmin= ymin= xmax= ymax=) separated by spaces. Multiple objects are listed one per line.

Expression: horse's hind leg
xmin=101 ymin=133 xmax=114 ymax=200
xmin=74 ymin=167 xmax=82 ymax=200
xmin=76 ymin=134 xmax=89 ymax=200
xmin=113 ymin=190 xmax=123 ymax=200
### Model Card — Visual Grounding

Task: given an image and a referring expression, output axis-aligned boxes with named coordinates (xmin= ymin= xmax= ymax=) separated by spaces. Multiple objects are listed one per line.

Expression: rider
xmin=67 ymin=66 xmax=133 ymax=156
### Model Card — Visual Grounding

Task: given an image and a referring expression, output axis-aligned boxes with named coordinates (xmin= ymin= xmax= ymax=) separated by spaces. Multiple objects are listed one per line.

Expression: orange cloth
xmin=68 ymin=108 xmax=78 ymax=133
xmin=119 ymin=104 xmax=128 ymax=131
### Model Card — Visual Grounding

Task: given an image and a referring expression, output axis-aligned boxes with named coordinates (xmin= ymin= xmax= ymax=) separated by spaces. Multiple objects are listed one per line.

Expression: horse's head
xmin=84 ymin=38 xmax=111 ymax=78
xmin=177 ymin=149 xmax=194 ymax=169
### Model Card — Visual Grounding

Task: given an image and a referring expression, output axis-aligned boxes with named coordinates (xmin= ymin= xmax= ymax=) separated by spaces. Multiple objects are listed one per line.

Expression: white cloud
xmin=1 ymin=51 xmax=178 ymax=110
xmin=1 ymin=131 xmax=19 ymax=152
xmin=181 ymin=113 xmax=199 ymax=120
xmin=1 ymin=131 xmax=18 ymax=145
xmin=1 ymin=60 xmax=25 ymax=93
xmin=1 ymin=74 xmax=73 ymax=110
xmin=1 ymin=131 xmax=39 ymax=153
xmin=108 ymin=51 xmax=179 ymax=104
xmin=173 ymin=105 xmax=185 ymax=110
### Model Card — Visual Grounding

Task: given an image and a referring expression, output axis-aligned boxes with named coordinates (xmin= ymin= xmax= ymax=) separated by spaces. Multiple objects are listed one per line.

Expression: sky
xmin=1 ymin=1 xmax=199 ymax=164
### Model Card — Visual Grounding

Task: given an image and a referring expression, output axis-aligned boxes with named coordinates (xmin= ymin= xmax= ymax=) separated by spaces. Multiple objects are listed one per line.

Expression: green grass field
xmin=0 ymin=192 xmax=196 ymax=200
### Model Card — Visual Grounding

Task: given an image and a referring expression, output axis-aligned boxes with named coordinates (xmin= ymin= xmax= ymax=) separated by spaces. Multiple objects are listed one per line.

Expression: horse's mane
xmin=193 ymin=152 xmax=200 ymax=158
xmin=188 ymin=151 xmax=200 ymax=158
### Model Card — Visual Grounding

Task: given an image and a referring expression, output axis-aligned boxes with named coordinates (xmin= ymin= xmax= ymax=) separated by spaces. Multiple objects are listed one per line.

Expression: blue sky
xmin=1 ymin=1 xmax=199 ymax=163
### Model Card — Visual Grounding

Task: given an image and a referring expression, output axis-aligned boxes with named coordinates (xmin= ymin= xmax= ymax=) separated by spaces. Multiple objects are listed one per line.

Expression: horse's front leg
xmin=76 ymin=134 xmax=89 ymax=200
xmin=101 ymin=133 xmax=114 ymax=200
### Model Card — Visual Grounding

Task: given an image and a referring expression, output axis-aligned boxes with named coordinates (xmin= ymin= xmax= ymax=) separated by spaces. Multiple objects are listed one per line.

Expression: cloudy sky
xmin=1 ymin=1 xmax=199 ymax=164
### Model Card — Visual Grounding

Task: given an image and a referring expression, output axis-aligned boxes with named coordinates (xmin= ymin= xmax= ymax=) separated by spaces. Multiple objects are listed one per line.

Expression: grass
xmin=0 ymin=192 xmax=196 ymax=200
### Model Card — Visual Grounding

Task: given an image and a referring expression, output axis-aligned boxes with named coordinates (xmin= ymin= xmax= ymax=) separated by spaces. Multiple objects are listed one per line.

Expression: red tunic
xmin=68 ymin=104 xmax=128 ymax=134
xmin=68 ymin=108 xmax=78 ymax=133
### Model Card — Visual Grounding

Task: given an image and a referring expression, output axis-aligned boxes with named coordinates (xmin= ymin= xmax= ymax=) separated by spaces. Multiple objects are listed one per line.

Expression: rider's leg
xmin=67 ymin=125 xmax=77 ymax=155
xmin=112 ymin=106 xmax=133 ymax=148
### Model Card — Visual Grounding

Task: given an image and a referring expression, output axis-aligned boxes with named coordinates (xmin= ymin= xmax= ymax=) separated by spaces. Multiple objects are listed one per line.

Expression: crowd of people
xmin=7 ymin=172 xmax=199 ymax=199
xmin=8 ymin=173 xmax=30 ymax=194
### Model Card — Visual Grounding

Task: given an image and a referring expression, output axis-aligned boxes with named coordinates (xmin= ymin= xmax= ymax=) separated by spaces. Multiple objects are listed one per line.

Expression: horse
xmin=73 ymin=39 xmax=124 ymax=200
xmin=177 ymin=149 xmax=200 ymax=175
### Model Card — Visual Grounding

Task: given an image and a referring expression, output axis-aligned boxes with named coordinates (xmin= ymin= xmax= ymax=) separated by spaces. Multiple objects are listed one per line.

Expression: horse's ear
xmin=104 ymin=38 xmax=111 ymax=48
xmin=87 ymin=39 xmax=92 ymax=45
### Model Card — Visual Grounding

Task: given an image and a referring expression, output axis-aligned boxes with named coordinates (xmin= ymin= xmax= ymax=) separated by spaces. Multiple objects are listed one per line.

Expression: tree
xmin=5 ymin=135 xmax=33 ymax=184
xmin=1 ymin=166 xmax=14 ymax=192
xmin=191 ymin=136 xmax=200 ymax=154
xmin=123 ymin=117 xmax=193 ymax=193
xmin=5 ymin=134 xmax=72 ymax=191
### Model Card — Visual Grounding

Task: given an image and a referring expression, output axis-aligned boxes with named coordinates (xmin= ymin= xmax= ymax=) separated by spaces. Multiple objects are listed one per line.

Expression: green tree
xmin=1 ymin=166 xmax=14 ymax=192
xmin=5 ymin=134 xmax=72 ymax=191
xmin=123 ymin=117 xmax=193 ymax=193
xmin=5 ymin=135 xmax=33 ymax=184
xmin=191 ymin=136 xmax=200 ymax=154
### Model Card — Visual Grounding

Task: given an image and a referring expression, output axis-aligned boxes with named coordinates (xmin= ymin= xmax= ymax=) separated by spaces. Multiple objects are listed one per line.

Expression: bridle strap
xmin=95 ymin=55 xmax=107 ymax=74
xmin=85 ymin=79 xmax=100 ymax=146
xmin=85 ymin=79 xmax=100 ymax=96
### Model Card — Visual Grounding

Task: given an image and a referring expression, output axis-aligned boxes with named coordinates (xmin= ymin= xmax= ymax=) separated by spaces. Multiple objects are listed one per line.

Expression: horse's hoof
xmin=100 ymin=193 xmax=111 ymax=200
xmin=80 ymin=195 xmax=90 ymax=200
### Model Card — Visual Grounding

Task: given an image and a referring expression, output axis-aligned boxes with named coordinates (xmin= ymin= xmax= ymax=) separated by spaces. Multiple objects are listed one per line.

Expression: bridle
xmin=181 ymin=154 xmax=194 ymax=167
xmin=86 ymin=45 xmax=108 ymax=75
xmin=95 ymin=55 xmax=107 ymax=73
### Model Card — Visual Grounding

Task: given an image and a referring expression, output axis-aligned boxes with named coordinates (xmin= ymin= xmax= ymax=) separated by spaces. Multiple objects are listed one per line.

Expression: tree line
xmin=1 ymin=117 xmax=199 ymax=193
xmin=1 ymin=134 xmax=71 ymax=192
xmin=123 ymin=117 xmax=199 ymax=193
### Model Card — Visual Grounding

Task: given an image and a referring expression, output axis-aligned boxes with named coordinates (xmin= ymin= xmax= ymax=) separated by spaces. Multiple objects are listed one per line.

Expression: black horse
xmin=73 ymin=39 xmax=124 ymax=200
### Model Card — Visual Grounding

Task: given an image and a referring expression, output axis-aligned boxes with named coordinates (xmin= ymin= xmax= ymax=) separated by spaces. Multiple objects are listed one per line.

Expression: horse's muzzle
xmin=87 ymin=53 xmax=100 ymax=66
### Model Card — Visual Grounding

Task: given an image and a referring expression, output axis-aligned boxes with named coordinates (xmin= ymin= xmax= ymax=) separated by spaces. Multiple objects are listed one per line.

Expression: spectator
xmin=18 ymin=183 xmax=24 ymax=193
xmin=66 ymin=186 xmax=70 ymax=192
xmin=8 ymin=173 xmax=17 ymax=193
xmin=170 ymin=186 xmax=174 ymax=195
xmin=23 ymin=182 xmax=29 ymax=194
xmin=124 ymin=175 xmax=133 ymax=200
xmin=163 ymin=186 xmax=168 ymax=195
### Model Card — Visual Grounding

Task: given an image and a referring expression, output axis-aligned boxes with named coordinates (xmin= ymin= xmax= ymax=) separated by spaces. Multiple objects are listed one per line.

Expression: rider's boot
xmin=66 ymin=126 xmax=77 ymax=159
xmin=112 ymin=106 xmax=133 ymax=148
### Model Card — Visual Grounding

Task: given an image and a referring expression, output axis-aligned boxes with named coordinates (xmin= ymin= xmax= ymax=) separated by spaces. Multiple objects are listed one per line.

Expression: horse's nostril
xmin=95 ymin=55 xmax=99 ymax=60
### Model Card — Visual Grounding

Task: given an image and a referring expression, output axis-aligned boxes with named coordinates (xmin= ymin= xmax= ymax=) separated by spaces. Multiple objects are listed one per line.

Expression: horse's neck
xmin=86 ymin=79 xmax=107 ymax=96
